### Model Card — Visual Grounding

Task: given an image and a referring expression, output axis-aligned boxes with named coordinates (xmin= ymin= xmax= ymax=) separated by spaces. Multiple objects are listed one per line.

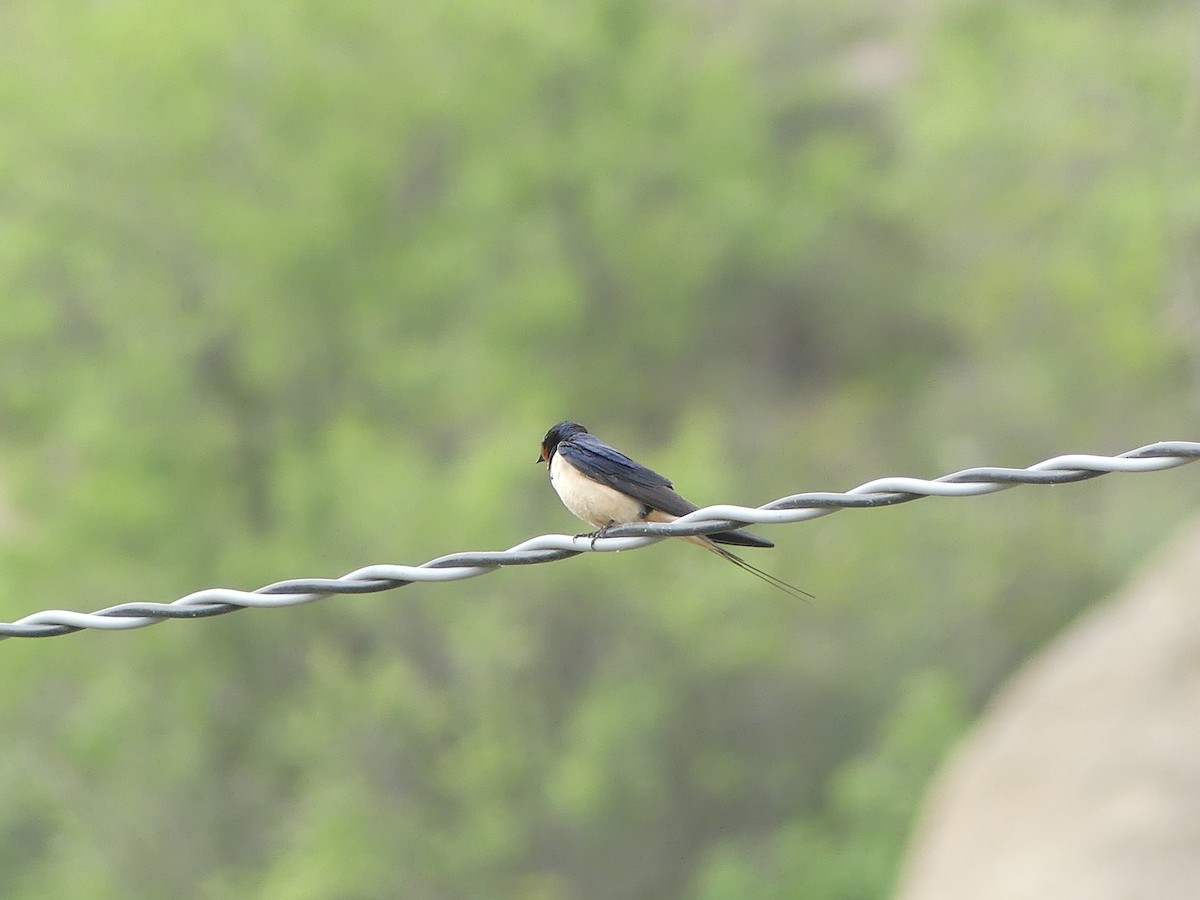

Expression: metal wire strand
xmin=2 ymin=440 xmax=1197 ymax=640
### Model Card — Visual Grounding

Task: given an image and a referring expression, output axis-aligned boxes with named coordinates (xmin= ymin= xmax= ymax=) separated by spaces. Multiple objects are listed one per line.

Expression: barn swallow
xmin=537 ymin=421 xmax=809 ymax=599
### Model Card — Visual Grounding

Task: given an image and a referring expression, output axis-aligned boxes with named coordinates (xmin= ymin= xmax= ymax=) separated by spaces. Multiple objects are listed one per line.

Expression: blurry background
xmin=1 ymin=0 xmax=1198 ymax=897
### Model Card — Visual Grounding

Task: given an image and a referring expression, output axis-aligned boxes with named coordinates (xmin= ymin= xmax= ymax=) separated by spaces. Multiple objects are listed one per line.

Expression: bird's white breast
xmin=549 ymin=452 xmax=646 ymax=529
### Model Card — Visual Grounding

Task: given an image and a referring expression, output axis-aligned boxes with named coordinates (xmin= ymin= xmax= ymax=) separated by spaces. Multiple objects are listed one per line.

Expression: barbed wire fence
xmin=2 ymin=440 xmax=1197 ymax=641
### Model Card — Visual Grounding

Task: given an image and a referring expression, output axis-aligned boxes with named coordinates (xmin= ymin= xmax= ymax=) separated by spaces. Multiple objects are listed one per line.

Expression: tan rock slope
xmin=896 ymin=520 xmax=1200 ymax=900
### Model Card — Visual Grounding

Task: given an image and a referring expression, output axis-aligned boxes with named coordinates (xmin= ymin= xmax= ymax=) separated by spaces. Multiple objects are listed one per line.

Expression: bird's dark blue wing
xmin=557 ymin=432 xmax=775 ymax=547
xmin=557 ymin=433 xmax=699 ymax=518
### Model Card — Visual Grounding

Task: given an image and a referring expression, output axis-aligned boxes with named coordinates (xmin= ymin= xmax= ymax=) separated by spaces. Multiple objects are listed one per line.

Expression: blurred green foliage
xmin=1 ymin=0 xmax=1197 ymax=897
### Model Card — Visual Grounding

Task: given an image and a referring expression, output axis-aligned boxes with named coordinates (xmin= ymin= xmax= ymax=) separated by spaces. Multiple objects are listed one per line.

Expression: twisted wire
xmin=2 ymin=440 xmax=1197 ymax=641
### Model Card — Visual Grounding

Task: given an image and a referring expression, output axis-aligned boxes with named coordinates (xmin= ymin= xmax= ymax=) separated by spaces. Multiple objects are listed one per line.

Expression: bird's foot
xmin=576 ymin=522 xmax=616 ymax=550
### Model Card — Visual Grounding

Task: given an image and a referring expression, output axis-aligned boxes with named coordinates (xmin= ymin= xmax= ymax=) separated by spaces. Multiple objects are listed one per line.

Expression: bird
xmin=537 ymin=421 xmax=809 ymax=599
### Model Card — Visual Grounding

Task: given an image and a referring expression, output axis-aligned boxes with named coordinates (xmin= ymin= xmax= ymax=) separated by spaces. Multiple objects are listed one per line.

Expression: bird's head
xmin=537 ymin=421 xmax=588 ymax=463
